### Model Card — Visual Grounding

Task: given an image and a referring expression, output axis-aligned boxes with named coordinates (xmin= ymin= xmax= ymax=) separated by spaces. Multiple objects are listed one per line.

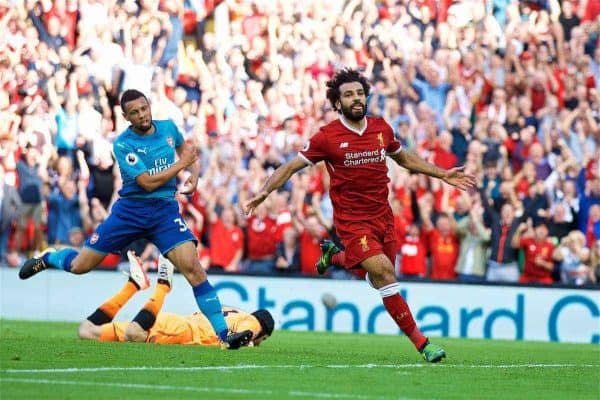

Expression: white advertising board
xmin=1 ymin=269 xmax=598 ymax=343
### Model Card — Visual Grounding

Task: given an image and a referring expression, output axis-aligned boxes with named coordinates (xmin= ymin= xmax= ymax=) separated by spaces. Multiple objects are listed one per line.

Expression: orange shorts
xmin=100 ymin=313 xmax=194 ymax=344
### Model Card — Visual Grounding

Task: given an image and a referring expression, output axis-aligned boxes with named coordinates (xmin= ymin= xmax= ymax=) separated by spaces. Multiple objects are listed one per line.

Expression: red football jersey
xmin=519 ymin=237 xmax=555 ymax=283
xmin=299 ymin=117 xmax=401 ymax=225
xmin=299 ymin=228 xmax=326 ymax=275
xmin=399 ymin=235 xmax=427 ymax=277
xmin=426 ymin=229 xmax=459 ymax=280
xmin=246 ymin=215 xmax=278 ymax=259
xmin=209 ymin=219 xmax=244 ymax=268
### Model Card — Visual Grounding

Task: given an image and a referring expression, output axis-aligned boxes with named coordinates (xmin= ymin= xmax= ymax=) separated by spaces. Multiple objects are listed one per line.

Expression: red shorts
xmin=335 ymin=213 xmax=397 ymax=269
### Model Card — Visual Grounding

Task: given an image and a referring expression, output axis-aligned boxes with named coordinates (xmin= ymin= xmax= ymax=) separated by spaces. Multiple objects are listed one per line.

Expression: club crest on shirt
xmin=251 ymin=218 xmax=266 ymax=232
xmin=166 ymin=136 xmax=174 ymax=148
xmin=377 ymin=132 xmax=384 ymax=147
xmin=360 ymin=235 xmax=370 ymax=252
xmin=302 ymin=141 xmax=310 ymax=151
xmin=90 ymin=233 xmax=99 ymax=244
xmin=126 ymin=153 xmax=138 ymax=165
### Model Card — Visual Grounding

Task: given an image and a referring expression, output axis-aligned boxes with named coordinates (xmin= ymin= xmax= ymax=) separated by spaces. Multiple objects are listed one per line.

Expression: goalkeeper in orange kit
xmin=78 ymin=252 xmax=274 ymax=349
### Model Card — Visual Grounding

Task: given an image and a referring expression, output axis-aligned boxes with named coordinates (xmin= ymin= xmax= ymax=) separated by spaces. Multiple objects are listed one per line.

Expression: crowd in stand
xmin=0 ymin=0 xmax=599 ymax=285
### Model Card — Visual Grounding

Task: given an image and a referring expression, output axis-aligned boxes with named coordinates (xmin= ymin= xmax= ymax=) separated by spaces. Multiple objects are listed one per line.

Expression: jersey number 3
xmin=173 ymin=218 xmax=189 ymax=232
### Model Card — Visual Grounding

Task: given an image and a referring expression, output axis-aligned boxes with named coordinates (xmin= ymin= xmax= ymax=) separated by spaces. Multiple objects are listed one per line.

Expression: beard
xmin=139 ymin=122 xmax=152 ymax=132
xmin=134 ymin=119 xmax=153 ymax=133
xmin=340 ymin=101 xmax=366 ymax=122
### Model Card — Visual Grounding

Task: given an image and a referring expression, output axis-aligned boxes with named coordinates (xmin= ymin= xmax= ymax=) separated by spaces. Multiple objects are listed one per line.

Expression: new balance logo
xmin=339 ymin=142 xmax=349 ymax=148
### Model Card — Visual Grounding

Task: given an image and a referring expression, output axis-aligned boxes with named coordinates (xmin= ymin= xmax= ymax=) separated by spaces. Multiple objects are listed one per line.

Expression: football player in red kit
xmin=244 ymin=69 xmax=475 ymax=362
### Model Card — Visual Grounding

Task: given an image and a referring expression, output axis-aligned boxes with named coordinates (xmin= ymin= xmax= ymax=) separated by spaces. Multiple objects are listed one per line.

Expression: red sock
xmin=331 ymin=251 xmax=345 ymax=266
xmin=381 ymin=286 xmax=427 ymax=351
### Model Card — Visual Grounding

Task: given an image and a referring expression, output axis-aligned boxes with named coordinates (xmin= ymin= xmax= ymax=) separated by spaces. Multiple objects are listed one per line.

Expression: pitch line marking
xmin=0 ymin=378 xmax=398 ymax=400
xmin=2 ymin=363 xmax=599 ymax=374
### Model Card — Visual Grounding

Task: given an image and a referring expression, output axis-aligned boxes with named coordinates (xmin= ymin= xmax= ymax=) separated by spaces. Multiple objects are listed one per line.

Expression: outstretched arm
xmin=390 ymin=149 xmax=476 ymax=190
xmin=243 ymin=156 xmax=308 ymax=215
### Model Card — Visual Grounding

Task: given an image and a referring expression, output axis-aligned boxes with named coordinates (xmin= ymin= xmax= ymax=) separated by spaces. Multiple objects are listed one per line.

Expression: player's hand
xmin=243 ymin=191 xmax=269 ymax=216
xmin=179 ymin=144 xmax=198 ymax=167
xmin=179 ymin=175 xmax=198 ymax=194
xmin=442 ymin=166 xmax=477 ymax=191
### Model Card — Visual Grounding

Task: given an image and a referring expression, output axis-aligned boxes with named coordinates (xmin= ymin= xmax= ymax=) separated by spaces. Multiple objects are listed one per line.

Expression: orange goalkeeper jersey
xmin=103 ymin=306 xmax=262 ymax=345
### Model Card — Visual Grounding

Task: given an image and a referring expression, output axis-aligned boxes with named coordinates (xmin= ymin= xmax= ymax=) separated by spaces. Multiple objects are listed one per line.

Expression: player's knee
xmin=178 ymin=254 xmax=201 ymax=272
xmin=367 ymin=269 xmax=396 ymax=288
xmin=70 ymin=259 xmax=88 ymax=274
xmin=124 ymin=323 xmax=148 ymax=342
xmin=180 ymin=257 xmax=206 ymax=281
xmin=69 ymin=257 xmax=97 ymax=274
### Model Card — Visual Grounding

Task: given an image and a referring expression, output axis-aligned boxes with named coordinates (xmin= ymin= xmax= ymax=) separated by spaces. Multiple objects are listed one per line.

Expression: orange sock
xmin=142 ymin=283 xmax=170 ymax=317
xmin=99 ymin=280 xmax=139 ymax=319
xmin=132 ymin=283 xmax=170 ymax=331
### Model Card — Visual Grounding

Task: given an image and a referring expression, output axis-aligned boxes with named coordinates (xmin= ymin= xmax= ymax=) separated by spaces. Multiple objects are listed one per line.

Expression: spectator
xmin=87 ymin=147 xmax=118 ymax=211
xmin=294 ymin=212 xmax=328 ymax=276
xmin=245 ymin=203 xmax=278 ymax=274
xmin=421 ymin=198 xmax=459 ymax=280
xmin=0 ymin=164 xmax=22 ymax=263
xmin=585 ymin=204 xmax=600 ymax=246
xmin=455 ymin=200 xmax=490 ymax=282
xmin=15 ymin=145 xmax=46 ymax=255
xmin=589 ymin=240 xmax=600 ymax=284
xmin=274 ymin=226 xmax=301 ymax=274
xmin=46 ymin=178 xmax=83 ymax=246
xmin=206 ymin=194 xmax=244 ymax=272
xmin=553 ymin=231 xmax=591 ymax=286
xmin=397 ymin=222 xmax=427 ymax=278
xmin=511 ymin=220 xmax=556 ymax=285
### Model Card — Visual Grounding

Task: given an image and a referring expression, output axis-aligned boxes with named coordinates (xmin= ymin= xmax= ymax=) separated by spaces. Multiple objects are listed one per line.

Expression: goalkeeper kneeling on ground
xmin=78 ymin=251 xmax=274 ymax=349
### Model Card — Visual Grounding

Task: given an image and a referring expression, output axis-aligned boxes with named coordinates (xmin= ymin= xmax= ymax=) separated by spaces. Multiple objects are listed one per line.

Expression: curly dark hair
xmin=120 ymin=89 xmax=148 ymax=113
xmin=325 ymin=68 xmax=371 ymax=112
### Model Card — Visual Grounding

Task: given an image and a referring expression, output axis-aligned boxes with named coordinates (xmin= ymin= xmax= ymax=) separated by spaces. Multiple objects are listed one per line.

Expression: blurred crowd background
xmin=1 ymin=0 xmax=599 ymax=286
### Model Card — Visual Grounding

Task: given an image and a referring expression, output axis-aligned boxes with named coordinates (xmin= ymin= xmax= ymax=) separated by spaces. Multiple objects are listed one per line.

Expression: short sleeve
xmin=385 ymin=121 xmax=402 ymax=155
xmin=113 ymin=139 xmax=148 ymax=180
xmin=299 ymin=129 xmax=328 ymax=164
xmin=170 ymin=120 xmax=184 ymax=148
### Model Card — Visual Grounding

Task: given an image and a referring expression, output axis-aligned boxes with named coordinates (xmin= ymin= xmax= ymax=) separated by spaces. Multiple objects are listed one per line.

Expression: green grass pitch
xmin=1 ymin=320 xmax=598 ymax=400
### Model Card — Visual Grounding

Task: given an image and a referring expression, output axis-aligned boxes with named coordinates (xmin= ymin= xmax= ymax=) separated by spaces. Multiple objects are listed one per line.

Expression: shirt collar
xmin=340 ymin=115 xmax=367 ymax=136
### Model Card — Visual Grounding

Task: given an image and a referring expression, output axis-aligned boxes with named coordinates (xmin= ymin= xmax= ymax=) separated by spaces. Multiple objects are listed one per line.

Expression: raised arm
xmin=243 ymin=155 xmax=308 ymax=215
xmin=511 ymin=222 xmax=529 ymax=249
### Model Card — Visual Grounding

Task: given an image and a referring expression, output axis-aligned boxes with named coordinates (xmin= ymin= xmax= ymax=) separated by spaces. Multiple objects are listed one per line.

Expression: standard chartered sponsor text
xmin=344 ymin=149 xmax=385 ymax=166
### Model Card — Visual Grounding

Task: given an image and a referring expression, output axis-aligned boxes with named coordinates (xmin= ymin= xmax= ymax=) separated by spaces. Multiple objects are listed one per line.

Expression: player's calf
xmin=124 ymin=321 xmax=149 ymax=342
xmin=78 ymin=320 xmax=100 ymax=340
